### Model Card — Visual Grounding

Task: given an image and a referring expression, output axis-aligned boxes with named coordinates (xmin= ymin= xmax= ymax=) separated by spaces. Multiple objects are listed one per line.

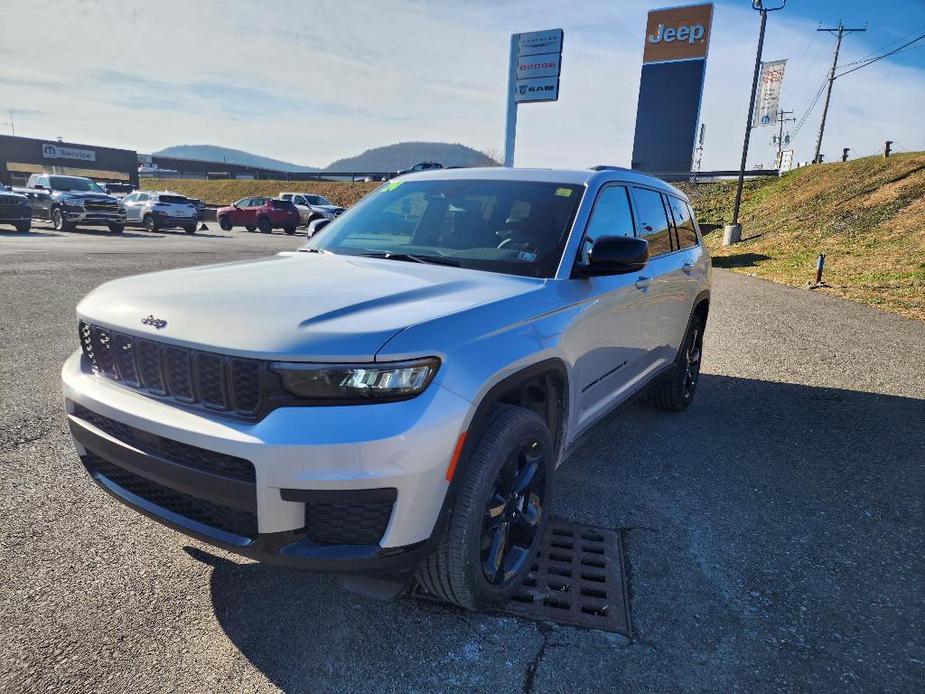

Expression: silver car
xmin=63 ymin=166 xmax=710 ymax=610
xmin=122 ymin=191 xmax=199 ymax=233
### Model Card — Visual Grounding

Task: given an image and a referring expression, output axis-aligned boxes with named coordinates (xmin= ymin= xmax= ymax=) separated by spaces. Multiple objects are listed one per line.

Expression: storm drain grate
xmin=412 ymin=519 xmax=630 ymax=636
xmin=502 ymin=519 xmax=630 ymax=636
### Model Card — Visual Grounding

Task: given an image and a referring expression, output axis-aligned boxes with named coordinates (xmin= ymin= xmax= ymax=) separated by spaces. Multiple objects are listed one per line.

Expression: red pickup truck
xmin=216 ymin=197 xmax=300 ymax=234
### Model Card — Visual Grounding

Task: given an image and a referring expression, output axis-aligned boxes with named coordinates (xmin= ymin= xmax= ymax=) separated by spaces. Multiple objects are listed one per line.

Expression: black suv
xmin=0 ymin=183 xmax=32 ymax=232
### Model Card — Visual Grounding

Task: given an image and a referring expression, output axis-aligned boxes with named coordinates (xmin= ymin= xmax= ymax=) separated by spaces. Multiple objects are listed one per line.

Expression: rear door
xmin=31 ymin=175 xmax=53 ymax=220
xmin=244 ymin=198 xmax=266 ymax=225
xmin=565 ymin=184 xmax=654 ymax=430
xmin=664 ymin=195 xmax=707 ymax=326
xmin=630 ymin=186 xmax=691 ymax=368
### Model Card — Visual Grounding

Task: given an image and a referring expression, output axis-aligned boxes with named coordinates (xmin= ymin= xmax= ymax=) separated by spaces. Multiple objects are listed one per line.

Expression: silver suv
xmin=63 ymin=167 xmax=710 ymax=610
xmin=122 ymin=191 xmax=199 ymax=233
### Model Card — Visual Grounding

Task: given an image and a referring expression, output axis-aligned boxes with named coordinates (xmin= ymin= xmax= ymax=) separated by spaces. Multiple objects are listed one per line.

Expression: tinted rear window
xmin=271 ymin=200 xmax=295 ymax=209
xmin=158 ymin=195 xmax=189 ymax=204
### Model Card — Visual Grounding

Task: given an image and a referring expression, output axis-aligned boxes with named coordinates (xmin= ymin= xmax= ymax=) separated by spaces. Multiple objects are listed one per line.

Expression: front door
xmin=564 ymin=184 xmax=654 ymax=432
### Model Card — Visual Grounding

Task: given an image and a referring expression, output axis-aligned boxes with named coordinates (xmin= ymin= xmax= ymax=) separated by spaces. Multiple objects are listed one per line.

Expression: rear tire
xmin=651 ymin=313 xmax=704 ymax=411
xmin=143 ymin=215 xmax=159 ymax=233
xmin=257 ymin=217 xmax=272 ymax=234
xmin=218 ymin=216 xmax=233 ymax=231
xmin=108 ymin=223 xmax=124 ymax=234
xmin=183 ymin=224 xmax=197 ymax=234
xmin=416 ymin=404 xmax=551 ymax=611
xmin=283 ymin=225 xmax=296 ymax=235
xmin=15 ymin=222 xmax=31 ymax=233
xmin=52 ymin=207 xmax=74 ymax=232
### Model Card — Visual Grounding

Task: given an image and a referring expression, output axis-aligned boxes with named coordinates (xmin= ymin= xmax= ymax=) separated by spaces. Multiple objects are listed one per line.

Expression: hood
xmin=315 ymin=204 xmax=344 ymax=212
xmin=76 ymin=252 xmax=544 ymax=361
xmin=53 ymin=191 xmax=119 ymax=203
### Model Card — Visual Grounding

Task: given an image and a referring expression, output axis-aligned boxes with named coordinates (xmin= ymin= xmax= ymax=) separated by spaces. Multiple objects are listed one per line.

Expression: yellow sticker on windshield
xmin=383 ymin=180 xmax=404 ymax=192
xmin=555 ymin=187 xmax=572 ymax=197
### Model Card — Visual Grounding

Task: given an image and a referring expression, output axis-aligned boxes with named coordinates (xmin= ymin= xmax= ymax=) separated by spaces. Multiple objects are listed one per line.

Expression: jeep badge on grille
xmin=141 ymin=315 xmax=167 ymax=330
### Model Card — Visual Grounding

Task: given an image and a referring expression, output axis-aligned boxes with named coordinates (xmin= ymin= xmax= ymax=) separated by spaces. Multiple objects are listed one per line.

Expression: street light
xmin=724 ymin=0 xmax=787 ymax=246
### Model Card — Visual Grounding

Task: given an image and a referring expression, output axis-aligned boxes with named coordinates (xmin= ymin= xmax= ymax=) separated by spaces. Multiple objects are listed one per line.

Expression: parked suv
xmin=278 ymin=192 xmax=346 ymax=225
xmin=0 ymin=183 xmax=32 ymax=232
xmin=216 ymin=197 xmax=299 ymax=234
xmin=122 ymin=191 xmax=199 ymax=233
xmin=63 ymin=167 xmax=710 ymax=610
xmin=19 ymin=174 xmax=125 ymax=233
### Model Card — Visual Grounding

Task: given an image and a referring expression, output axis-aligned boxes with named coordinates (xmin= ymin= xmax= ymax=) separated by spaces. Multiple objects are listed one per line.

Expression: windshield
xmin=49 ymin=176 xmax=105 ymax=193
xmin=305 ymin=195 xmax=332 ymax=206
xmin=307 ymin=179 xmax=584 ymax=278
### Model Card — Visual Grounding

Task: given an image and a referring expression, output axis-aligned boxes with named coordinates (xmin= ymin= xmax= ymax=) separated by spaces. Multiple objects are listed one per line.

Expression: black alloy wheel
xmin=481 ymin=438 xmax=546 ymax=585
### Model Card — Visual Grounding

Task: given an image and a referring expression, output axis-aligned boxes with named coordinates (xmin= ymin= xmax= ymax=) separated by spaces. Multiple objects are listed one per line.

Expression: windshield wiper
xmin=360 ymin=252 xmax=460 ymax=267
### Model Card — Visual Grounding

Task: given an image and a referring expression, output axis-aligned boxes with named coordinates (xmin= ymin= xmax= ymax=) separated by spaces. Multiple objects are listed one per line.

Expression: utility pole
xmin=813 ymin=21 xmax=866 ymax=164
xmin=725 ymin=0 xmax=786 ymax=246
xmin=773 ymin=109 xmax=795 ymax=167
xmin=842 ymin=147 xmax=850 ymax=162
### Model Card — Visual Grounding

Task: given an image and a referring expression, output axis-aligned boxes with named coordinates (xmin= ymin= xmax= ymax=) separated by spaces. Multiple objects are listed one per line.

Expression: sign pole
xmin=503 ymin=34 xmax=519 ymax=167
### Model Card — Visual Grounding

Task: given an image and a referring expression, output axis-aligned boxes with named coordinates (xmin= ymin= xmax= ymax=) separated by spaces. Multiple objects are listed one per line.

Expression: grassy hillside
xmin=677 ymin=152 xmax=925 ymax=321
xmin=139 ymin=179 xmax=378 ymax=207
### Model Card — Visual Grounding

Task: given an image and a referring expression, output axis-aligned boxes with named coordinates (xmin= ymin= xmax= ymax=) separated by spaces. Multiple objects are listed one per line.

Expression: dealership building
xmin=0 ymin=134 xmax=139 ymax=188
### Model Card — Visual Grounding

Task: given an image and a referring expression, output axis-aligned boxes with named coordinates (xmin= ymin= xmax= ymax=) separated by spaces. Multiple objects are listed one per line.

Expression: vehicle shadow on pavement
xmin=187 ymin=375 xmax=925 ymax=692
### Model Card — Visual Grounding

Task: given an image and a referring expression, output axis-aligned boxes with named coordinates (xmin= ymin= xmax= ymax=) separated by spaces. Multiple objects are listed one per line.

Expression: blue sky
xmin=1 ymin=0 xmax=923 ymax=169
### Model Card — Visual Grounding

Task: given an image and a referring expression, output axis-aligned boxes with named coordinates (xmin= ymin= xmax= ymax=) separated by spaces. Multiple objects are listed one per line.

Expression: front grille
xmin=88 ymin=454 xmax=258 ymax=539
xmin=0 ymin=195 xmax=27 ymax=206
xmin=306 ymin=498 xmax=395 ymax=545
xmin=72 ymin=404 xmax=255 ymax=483
xmin=79 ymin=321 xmax=264 ymax=417
xmin=84 ymin=201 xmax=118 ymax=211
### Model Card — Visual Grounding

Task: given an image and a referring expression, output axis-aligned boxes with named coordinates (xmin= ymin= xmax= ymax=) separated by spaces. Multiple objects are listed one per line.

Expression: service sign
xmin=642 ymin=2 xmax=713 ymax=64
xmin=516 ymin=52 xmax=561 ymax=80
xmin=517 ymin=29 xmax=563 ymax=56
xmin=514 ymin=76 xmax=560 ymax=103
xmin=41 ymin=143 xmax=96 ymax=162
xmin=753 ymin=59 xmax=787 ymax=127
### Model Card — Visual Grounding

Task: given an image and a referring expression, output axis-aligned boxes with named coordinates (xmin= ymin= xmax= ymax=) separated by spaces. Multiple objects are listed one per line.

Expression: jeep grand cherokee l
xmin=63 ymin=167 xmax=710 ymax=610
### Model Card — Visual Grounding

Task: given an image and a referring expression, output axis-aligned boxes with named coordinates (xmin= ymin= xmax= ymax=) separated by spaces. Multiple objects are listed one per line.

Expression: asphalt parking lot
xmin=1 ymin=223 xmax=923 ymax=693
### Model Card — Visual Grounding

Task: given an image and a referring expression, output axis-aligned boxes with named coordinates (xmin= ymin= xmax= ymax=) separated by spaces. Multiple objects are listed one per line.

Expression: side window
xmin=579 ymin=185 xmax=635 ymax=264
xmin=666 ymin=196 xmax=698 ymax=249
xmin=122 ymin=193 xmax=136 ymax=203
xmin=631 ymin=187 xmax=673 ymax=257
xmin=137 ymin=193 xmax=150 ymax=202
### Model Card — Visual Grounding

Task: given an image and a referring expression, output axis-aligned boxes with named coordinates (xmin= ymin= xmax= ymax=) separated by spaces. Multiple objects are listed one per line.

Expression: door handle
xmin=635 ymin=276 xmax=651 ymax=290
xmin=682 ymin=262 xmax=693 ymax=275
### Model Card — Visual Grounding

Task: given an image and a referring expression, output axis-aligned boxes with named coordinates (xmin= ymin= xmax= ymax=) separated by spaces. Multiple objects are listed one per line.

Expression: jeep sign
xmin=632 ymin=3 xmax=714 ymax=174
xmin=41 ymin=143 xmax=96 ymax=162
xmin=642 ymin=3 xmax=713 ymax=64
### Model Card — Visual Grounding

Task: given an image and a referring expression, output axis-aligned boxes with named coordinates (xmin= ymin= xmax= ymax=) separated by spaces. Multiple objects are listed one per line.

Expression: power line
xmin=835 ymin=31 xmax=925 ymax=78
xmin=838 ymin=24 xmax=925 ymax=68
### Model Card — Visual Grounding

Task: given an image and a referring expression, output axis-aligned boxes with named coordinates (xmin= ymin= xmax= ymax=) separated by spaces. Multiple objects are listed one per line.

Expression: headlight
xmin=271 ymin=357 xmax=439 ymax=402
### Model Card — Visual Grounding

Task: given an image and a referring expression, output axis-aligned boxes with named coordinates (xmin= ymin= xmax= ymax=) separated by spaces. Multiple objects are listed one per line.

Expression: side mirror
xmin=574 ymin=235 xmax=649 ymax=277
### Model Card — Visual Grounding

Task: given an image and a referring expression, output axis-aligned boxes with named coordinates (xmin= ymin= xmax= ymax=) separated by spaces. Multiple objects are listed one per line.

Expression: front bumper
xmin=64 ymin=207 xmax=126 ymax=225
xmin=62 ymin=351 xmax=470 ymax=572
xmin=0 ymin=209 xmax=31 ymax=224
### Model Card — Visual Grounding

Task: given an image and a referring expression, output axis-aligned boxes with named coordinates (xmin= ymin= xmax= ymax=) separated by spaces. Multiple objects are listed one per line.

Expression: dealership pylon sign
xmin=503 ymin=28 xmax=564 ymax=166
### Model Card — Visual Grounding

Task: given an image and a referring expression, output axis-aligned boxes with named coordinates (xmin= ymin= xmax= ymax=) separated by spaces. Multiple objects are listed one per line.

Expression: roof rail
xmin=589 ymin=165 xmax=632 ymax=172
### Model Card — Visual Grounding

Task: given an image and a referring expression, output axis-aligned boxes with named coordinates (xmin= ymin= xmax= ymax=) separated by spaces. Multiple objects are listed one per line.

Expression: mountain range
xmin=153 ymin=141 xmax=498 ymax=173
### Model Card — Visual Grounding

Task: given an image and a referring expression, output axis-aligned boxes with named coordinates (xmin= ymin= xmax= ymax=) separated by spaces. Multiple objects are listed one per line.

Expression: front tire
xmin=15 ymin=222 xmax=31 ymax=233
xmin=245 ymin=225 xmax=256 ymax=232
xmin=218 ymin=216 xmax=233 ymax=231
xmin=283 ymin=225 xmax=296 ymax=235
xmin=257 ymin=217 xmax=272 ymax=234
xmin=651 ymin=313 xmax=704 ymax=411
xmin=108 ymin=223 xmax=124 ymax=234
xmin=143 ymin=215 xmax=159 ymax=233
xmin=52 ymin=207 xmax=74 ymax=232
xmin=416 ymin=405 xmax=551 ymax=611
